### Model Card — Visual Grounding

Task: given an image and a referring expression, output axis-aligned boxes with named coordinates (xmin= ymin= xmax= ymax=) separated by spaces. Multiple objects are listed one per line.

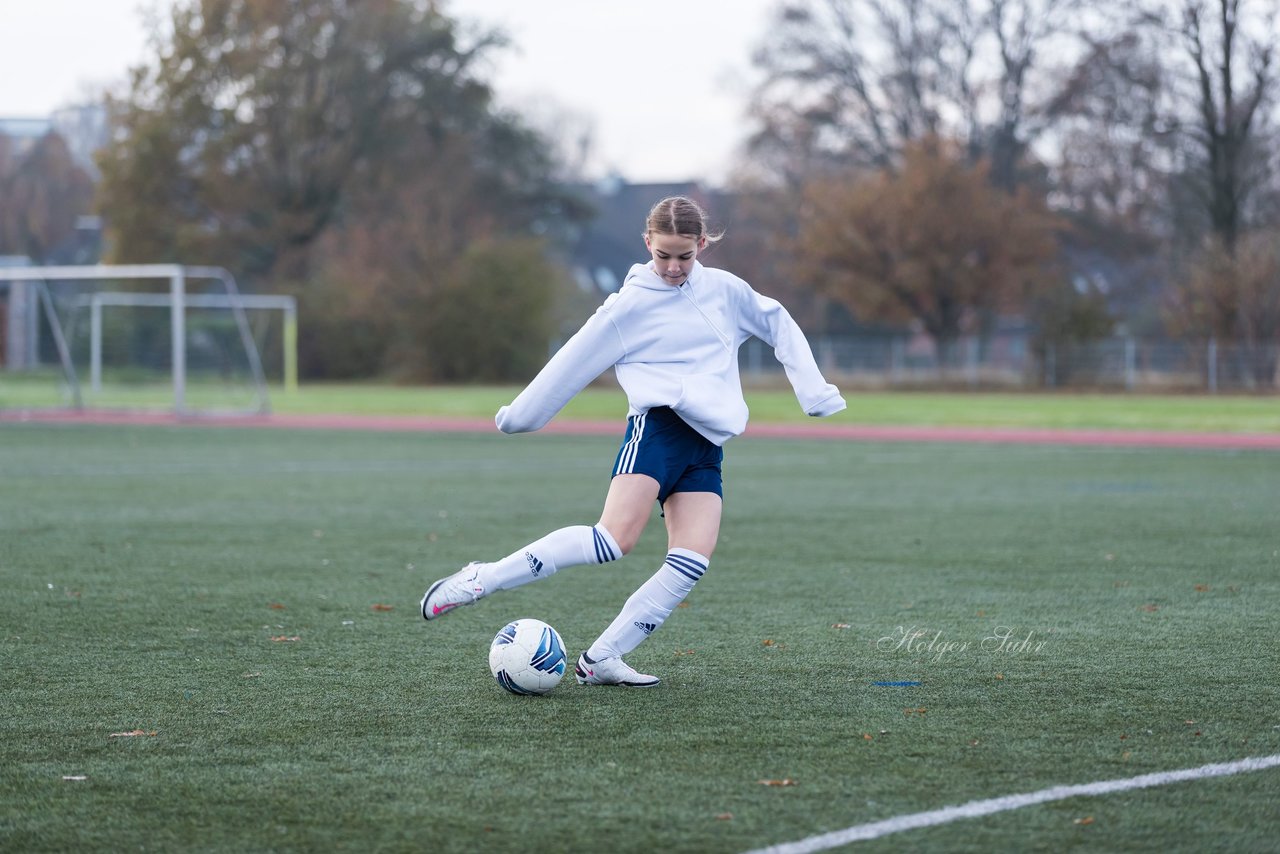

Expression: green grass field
xmin=2 ymin=422 xmax=1278 ymax=852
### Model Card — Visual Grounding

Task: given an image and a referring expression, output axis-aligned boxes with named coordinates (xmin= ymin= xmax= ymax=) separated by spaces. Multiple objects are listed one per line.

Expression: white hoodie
xmin=495 ymin=260 xmax=845 ymax=446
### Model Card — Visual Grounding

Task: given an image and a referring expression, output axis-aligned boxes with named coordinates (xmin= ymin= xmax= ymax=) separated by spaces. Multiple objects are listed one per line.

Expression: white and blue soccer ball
xmin=488 ymin=618 xmax=567 ymax=695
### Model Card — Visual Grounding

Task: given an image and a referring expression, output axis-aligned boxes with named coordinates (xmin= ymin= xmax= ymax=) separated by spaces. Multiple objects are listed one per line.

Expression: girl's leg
xmin=476 ymin=472 xmax=658 ymax=591
xmin=597 ymin=473 xmax=662 ymax=554
xmin=660 ymin=490 xmax=722 ymax=558
xmin=583 ymin=491 xmax=721 ymax=665
xmin=421 ymin=474 xmax=656 ymax=620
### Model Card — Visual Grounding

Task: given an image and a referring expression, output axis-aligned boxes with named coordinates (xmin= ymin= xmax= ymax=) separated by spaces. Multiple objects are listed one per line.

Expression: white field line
xmin=745 ymin=754 xmax=1280 ymax=854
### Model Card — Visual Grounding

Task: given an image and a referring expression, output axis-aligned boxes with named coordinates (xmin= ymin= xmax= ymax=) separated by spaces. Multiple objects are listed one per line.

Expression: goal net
xmin=0 ymin=265 xmax=294 ymax=415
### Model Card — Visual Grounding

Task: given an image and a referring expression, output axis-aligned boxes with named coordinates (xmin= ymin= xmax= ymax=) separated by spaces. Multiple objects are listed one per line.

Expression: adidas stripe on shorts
xmin=612 ymin=406 xmax=723 ymax=503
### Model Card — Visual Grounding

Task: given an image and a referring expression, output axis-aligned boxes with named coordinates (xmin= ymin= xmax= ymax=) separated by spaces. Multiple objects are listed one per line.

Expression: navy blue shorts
xmin=612 ymin=406 xmax=723 ymax=504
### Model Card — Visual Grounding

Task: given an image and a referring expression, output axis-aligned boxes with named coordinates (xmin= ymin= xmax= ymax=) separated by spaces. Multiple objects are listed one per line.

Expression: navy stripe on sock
xmin=665 ymin=552 xmax=707 ymax=582
xmin=592 ymin=527 xmax=618 ymax=564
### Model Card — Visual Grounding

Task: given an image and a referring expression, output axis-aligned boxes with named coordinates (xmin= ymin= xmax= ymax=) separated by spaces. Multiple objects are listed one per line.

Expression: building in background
xmin=0 ymin=103 xmax=107 ymax=176
xmin=562 ymin=176 xmax=723 ymax=296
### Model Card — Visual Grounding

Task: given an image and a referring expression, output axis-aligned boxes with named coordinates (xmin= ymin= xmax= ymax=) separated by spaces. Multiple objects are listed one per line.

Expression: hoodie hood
xmin=622 ymin=260 xmax=704 ymax=292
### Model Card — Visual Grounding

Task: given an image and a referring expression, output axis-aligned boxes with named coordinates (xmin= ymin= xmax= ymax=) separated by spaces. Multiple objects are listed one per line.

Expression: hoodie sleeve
xmin=736 ymin=282 xmax=846 ymax=418
xmin=495 ymin=302 xmax=627 ymax=434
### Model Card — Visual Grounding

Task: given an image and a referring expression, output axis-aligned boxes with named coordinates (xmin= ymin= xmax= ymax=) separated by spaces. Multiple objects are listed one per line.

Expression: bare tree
xmin=1048 ymin=28 xmax=1177 ymax=236
xmin=1042 ymin=24 xmax=1182 ymax=336
xmin=1131 ymin=0 xmax=1280 ymax=384
xmin=746 ymin=0 xmax=1085 ymax=187
xmin=986 ymin=0 xmax=1088 ymax=189
xmin=1167 ymin=0 xmax=1276 ymax=253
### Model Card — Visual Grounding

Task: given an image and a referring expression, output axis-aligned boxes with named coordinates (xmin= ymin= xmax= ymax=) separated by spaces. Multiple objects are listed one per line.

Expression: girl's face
xmin=645 ymin=231 xmax=705 ymax=286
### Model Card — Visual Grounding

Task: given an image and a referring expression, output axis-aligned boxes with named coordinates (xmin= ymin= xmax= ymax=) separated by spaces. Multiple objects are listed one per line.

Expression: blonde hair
xmin=643 ymin=196 xmax=724 ymax=244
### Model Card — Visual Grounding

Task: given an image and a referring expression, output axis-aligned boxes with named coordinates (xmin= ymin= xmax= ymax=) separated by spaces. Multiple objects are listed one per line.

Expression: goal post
xmin=0 ymin=264 xmax=291 ymax=415
xmin=84 ymin=291 xmax=297 ymax=396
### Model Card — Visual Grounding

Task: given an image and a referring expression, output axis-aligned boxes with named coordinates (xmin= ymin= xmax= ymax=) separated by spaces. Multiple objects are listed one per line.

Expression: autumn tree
xmin=1165 ymin=232 xmax=1280 ymax=385
xmin=796 ymin=137 xmax=1062 ymax=367
xmin=0 ymin=131 xmax=95 ymax=261
xmin=296 ymin=125 xmax=574 ymax=380
xmin=1230 ymin=234 xmax=1280 ymax=384
xmin=736 ymin=0 xmax=1099 ymax=368
xmin=99 ymin=0 xmax=528 ymax=273
xmin=96 ymin=0 xmax=581 ymax=380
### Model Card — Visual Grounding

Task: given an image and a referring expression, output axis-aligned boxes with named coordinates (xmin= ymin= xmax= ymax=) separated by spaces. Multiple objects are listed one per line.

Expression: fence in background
xmin=739 ymin=334 xmax=1280 ymax=392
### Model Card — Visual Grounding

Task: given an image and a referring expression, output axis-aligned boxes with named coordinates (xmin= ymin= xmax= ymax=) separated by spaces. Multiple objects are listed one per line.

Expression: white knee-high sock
xmin=476 ymin=524 xmax=621 ymax=592
xmin=587 ymin=548 xmax=708 ymax=660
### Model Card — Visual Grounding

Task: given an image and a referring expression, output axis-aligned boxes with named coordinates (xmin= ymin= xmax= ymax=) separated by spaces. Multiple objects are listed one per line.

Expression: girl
xmin=421 ymin=195 xmax=845 ymax=687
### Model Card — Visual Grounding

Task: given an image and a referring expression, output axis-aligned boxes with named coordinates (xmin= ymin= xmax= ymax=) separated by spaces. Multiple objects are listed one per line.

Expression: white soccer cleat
xmin=574 ymin=652 xmax=660 ymax=688
xmin=420 ymin=562 xmax=487 ymax=620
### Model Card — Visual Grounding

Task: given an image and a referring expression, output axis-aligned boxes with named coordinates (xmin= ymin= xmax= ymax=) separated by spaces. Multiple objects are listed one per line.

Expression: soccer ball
xmin=488 ymin=618 xmax=567 ymax=695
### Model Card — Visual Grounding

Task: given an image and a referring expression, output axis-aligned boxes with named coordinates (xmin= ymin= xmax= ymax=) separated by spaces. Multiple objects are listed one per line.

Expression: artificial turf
xmin=1 ymin=423 xmax=1277 ymax=852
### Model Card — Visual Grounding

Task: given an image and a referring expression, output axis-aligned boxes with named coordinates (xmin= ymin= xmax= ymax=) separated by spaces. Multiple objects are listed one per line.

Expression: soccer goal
xmin=0 ymin=264 xmax=294 ymax=415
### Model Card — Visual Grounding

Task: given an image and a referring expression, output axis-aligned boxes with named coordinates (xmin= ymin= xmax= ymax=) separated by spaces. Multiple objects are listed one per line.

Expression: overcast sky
xmin=0 ymin=0 xmax=780 ymax=185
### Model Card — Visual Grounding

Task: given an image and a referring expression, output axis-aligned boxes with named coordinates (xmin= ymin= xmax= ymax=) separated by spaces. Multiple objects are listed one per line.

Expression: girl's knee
xmin=604 ymin=525 xmax=640 ymax=556
xmin=597 ymin=505 xmax=651 ymax=556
